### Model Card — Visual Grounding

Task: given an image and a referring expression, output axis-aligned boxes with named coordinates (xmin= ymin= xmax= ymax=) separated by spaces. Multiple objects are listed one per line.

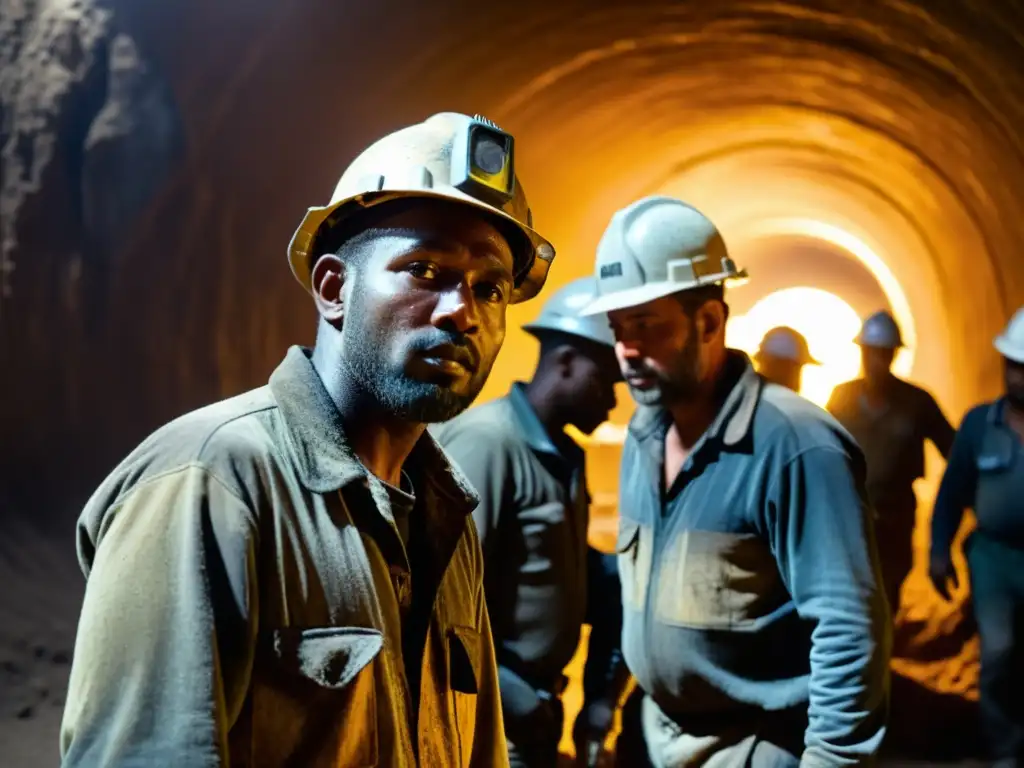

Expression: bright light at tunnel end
xmin=728 ymin=287 xmax=863 ymax=407
xmin=743 ymin=218 xmax=917 ymax=380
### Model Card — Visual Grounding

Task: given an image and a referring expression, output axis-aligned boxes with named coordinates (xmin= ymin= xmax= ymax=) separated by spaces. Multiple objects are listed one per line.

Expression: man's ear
xmin=554 ymin=345 xmax=576 ymax=378
xmin=311 ymin=253 xmax=346 ymax=326
xmin=698 ymin=300 xmax=727 ymax=343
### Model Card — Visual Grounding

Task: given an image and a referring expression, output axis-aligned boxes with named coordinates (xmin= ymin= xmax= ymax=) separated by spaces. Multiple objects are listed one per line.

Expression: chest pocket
xmin=519 ymin=499 xmax=573 ymax=579
xmin=653 ymin=529 xmax=783 ymax=631
xmin=252 ymin=626 xmax=382 ymax=767
xmin=617 ymin=519 xmax=654 ymax=612
xmin=449 ymin=626 xmax=482 ymax=766
xmin=978 ymin=426 xmax=1015 ymax=473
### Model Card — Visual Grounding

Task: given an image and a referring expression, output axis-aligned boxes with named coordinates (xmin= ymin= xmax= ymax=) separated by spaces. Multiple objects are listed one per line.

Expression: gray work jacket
xmin=433 ymin=383 xmax=624 ymax=727
xmin=618 ymin=354 xmax=891 ymax=766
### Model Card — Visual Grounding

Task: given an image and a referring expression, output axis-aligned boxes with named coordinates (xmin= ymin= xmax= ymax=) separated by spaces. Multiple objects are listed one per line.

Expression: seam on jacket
xmin=106 ymin=462 xmax=260 ymax=530
xmin=763 ymin=445 xmax=850 ymax=504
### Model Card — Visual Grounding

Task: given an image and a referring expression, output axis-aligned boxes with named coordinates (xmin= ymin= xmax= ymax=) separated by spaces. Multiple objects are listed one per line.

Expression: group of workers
xmin=56 ymin=112 xmax=1023 ymax=768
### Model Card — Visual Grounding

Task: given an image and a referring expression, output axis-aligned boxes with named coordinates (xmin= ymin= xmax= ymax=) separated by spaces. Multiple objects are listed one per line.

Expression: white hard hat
xmin=855 ymin=310 xmax=903 ymax=349
xmin=995 ymin=306 xmax=1024 ymax=364
xmin=288 ymin=113 xmax=554 ymax=304
xmin=522 ymin=277 xmax=616 ymax=348
xmin=756 ymin=326 xmax=820 ymax=366
xmin=580 ymin=196 xmax=747 ymax=317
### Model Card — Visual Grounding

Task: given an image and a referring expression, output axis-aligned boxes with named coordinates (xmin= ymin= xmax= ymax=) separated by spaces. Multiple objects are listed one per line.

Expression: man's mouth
xmin=625 ymin=373 xmax=656 ymax=389
xmin=419 ymin=345 xmax=477 ymax=376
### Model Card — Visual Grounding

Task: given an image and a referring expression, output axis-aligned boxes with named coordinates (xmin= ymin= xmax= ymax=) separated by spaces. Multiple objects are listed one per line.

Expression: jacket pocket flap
xmin=616 ymin=519 xmax=641 ymax=553
xmin=271 ymin=626 xmax=383 ymax=690
xmin=448 ymin=625 xmax=480 ymax=695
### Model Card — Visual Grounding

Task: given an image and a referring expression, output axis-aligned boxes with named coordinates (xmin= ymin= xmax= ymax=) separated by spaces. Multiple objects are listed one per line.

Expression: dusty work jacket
xmin=618 ymin=354 xmax=891 ymax=766
xmin=433 ymin=384 xmax=624 ymax=735
xmin=60 ymin=346 xmax=508 ymax=768
xmin=932 ymin=398 xmax=1024 ymax=556
xmin=827 ymin=376 xmax=953 ymax=513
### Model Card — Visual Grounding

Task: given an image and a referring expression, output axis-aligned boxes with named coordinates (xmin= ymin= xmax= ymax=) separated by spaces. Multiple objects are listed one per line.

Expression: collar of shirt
xmin=988 ymin=397 xmax=1010 ymax=427
xmin=507 ymin=381 xmax=585 ymax=467
xmin=267 ymin=345 xmax=478 ymax=516
xmin=627 ymin=351 xmax=762 ymax=468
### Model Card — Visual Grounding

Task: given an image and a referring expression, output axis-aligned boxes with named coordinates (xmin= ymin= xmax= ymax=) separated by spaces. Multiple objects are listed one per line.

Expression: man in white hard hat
xmin=580 ymin=196 xmax=890 ymax=767
xmin=754 ymin=326 xmax=820 ymax=393
xmin=930 ymin=306 xmax=1024 ymax=766
xmin=60 ymin=113 xmax=554 ymax=767
xmin=434 ymin=277 xmax=631 ymax=768
xmin=827 ymin=310 xmax=955 ymax=616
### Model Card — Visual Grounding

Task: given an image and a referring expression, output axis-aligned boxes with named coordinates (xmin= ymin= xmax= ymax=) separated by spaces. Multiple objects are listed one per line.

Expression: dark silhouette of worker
xmin=827 ymin=310 xmax=955 ymax=616
xmin=754 ymin=326 xmax=819 ymax=392
xmin=930 ymin=307 xmax=1024 ymax=766
xmin=434 ymin=277 xmax=631 ymax=768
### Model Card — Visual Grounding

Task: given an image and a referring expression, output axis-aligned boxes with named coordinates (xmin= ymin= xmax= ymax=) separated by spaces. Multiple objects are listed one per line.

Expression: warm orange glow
xmin=728 ymin=286 xmax=863 ymax=406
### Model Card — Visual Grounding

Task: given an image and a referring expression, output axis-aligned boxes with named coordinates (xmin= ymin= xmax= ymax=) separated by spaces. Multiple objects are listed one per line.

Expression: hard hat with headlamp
xmin=287 ymin=112 xmax=555 ymax=304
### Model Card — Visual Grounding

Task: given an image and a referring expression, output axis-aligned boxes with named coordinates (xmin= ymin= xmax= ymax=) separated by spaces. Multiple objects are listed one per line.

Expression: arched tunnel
xmin=2 ymin=0 xmax=1023 ymax=764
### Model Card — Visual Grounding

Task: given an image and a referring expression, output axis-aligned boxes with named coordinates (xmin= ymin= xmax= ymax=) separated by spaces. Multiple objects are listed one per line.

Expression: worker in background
xmin=827 ymin=310 xmax=955 ymax=616
xmin=60 ymin=113 xmax=555 ymax=767
xmin=580 ymin=196 xmax=890 ymax=767
xmin=930 ymin=307 xmax=1024 ymax=766
xmin=754 ymin=325 xmax=819 ymax=392
xmin=434 ymin=277 xmax=631 ymax=768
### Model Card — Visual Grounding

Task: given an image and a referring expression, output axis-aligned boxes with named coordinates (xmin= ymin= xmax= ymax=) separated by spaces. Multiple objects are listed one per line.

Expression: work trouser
xmin=967 ymin=532 xmax=1024 ymax=762
xmin=504 ymin=672 xmax=569 ymax=768
xmin=621 ymin=692 xmax=804 ymax=768
xmin=872 ymin=496 xmax=917 ymax=616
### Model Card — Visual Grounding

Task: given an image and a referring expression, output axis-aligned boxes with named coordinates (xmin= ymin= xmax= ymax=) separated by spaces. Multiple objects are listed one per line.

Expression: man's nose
xmin=431 ymin=285 xmax=479 ymax=334
xmin=616 ymin=339 xmax=642 ymax=361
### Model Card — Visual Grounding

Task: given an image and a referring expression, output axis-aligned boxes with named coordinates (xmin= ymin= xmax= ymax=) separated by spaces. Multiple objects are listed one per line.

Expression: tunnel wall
xmin=2 ymin=0 xmax=1024 ymax=762
xmin=5 ymin=0 xmax=1023 ymax=515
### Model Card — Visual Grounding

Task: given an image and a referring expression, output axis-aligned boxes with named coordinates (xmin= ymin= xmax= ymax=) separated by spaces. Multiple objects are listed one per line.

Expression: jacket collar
xmin=628 ymin=350 xmax=762 ymax=450
xmin=268 ymin=346 xmax=478 ymax=513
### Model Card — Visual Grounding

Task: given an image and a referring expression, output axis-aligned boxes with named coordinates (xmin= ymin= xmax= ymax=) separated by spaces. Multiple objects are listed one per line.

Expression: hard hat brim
xmin=578 ymin=271 xmax=740 ymax=318
xmin=521 ymin=318 xmax=616 ymax=349
xmin=755 ymin=350 xmax=821 ymax=366
xmin=288 ymin=188 xmax=555 ymax=305
xmin=995 ymin=334 xmax=1024 ymax=364
xmin=854 ymin=337 xmax=903 ymax=350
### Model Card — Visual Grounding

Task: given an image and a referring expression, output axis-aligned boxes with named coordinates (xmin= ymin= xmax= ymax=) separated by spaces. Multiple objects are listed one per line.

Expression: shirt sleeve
xmin=930 ymin=408 xmax=983 ymax=558
xmin=582 ymin=546 xmax=629 ymax=708
xmin=61 ymin=464 xmax=260 ymax=767
xmin=923 ymin=393 xmax=956 ymax=460
xmin=766 ymin=445 xmax=891 ymax=766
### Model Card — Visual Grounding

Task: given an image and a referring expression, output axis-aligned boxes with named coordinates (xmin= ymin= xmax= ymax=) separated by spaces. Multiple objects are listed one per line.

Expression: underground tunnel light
xmin=727 ymin=286 xmax=863 ymax=407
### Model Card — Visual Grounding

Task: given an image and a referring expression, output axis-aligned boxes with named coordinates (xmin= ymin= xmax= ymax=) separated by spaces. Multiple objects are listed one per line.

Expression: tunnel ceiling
xmin=3 ymin=0 xmax=1024 ymax=510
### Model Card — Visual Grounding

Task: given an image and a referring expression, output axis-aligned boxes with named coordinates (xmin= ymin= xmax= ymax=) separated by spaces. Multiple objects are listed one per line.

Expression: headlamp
xmin=451 ymin=114 xmax=515 ymax=206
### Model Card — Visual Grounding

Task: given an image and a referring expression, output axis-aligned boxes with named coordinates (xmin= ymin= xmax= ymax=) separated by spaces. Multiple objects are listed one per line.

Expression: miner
xmin=754 ymin=325 xmax=819 ymax=393
xmin=580 ymin=196 xmax=890 ymax=766
xmin=434 ymin=277 xmax=631 ymax=767
xmin=930 ymin=307 xmax=1024 ymax=766
xmin=827 ymin=311 xmax=954 ymax=615
xmin=59 ymin=112 xmax=555 ymax=767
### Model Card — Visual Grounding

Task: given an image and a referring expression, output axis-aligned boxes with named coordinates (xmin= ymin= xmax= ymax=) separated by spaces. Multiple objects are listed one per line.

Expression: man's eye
xmin=407 ymin=262 xmax=439 ymax=280
xmin=475 ymin=282 xmax=505 ymax=304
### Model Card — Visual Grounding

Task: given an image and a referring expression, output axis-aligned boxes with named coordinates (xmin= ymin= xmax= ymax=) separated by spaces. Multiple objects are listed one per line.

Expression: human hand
xmin=928 ymin=553 xmax=959 ymax=601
